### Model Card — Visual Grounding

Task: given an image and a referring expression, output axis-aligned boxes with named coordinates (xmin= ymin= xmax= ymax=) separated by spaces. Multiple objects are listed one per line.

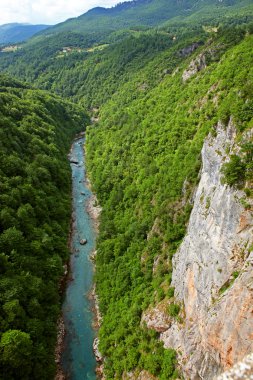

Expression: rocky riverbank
xmin=55 ymin=137 xmax=101 ymax=380
xmin=55 ymin=223 xmax=74 ymax=380
xmin=55 ymin=317 xmax=67 ymax=380
xmin=85 ymin=176 xmax=104 ymax=378
xmin=85 ymin=178 xmax=102 ymax=233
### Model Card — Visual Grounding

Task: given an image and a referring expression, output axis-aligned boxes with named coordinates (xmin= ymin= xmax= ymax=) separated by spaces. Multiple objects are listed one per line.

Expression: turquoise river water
xmin=61 ymin=138 xmax=97 ymax=379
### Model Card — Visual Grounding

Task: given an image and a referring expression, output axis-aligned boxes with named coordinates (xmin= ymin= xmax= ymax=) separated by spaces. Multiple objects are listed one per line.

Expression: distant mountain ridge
xmin=35 ymin=0 xmax=252 ymax=37
xmin=36 ymin=0 xmax=197 ymax=35
xmin=0 ymin=0 xmax=253 ymax=379
xmin=0 ymin=23 xmax=50 ymax=44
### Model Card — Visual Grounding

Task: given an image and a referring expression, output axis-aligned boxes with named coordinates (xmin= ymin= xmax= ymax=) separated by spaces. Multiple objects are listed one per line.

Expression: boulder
xmin=70 ymin=158 xmax=79 ymax=164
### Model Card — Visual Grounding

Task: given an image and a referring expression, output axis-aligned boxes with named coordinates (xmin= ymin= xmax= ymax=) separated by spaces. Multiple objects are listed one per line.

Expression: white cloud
xmin=0 ymin=0 xmax=120 ymax=25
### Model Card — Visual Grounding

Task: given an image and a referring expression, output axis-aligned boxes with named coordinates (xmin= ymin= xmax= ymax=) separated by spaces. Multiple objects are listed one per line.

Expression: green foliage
xmin=160 ymin=349 xmax=178 ymax=380
xmin=167 ymin=303 xmax=181 ymax=318
xmin=232 ymin=271 xmax=240 ymax=279
xmin=13 ymin=0 xmax=253 ymax=43
xmin=0 ymin=0 xmax=252 ymax=110
xmin=221 ymin=141 xmax=253 ymax=188
xmin=221 ymin=155 xmax=246 ymax=187
xmin=85 ymin=31 xmax=253 ymax=379
xmin=0 ymin=2 xmax=252 ymax=378
xmin=167 ymin=287 xmax=175 ymax=298
xmin=0 ymin=29 xmax=200 ymax=108
xmin=0 ymin=330 xmax=32 ymax=378
xmin=219 ymin=271 xmax=240 ymax=296
xmin=0 ymin=75 xmax=87 ymax=379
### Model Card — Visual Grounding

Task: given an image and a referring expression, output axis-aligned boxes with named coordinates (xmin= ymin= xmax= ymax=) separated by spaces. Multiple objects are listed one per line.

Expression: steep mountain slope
xmin=0 ymin=1 xmax=252 ymax=379
xmin=85 ymin=31 xmax=253 ymax=379
xmin=0 ymin=27 xmax=207 ymax=105
xmin=0 ymin=0 xmax=252 ymax=93
xmin=32 ymin=0 xmax=253 ymax=36
xmin=0 ymin=75 xmax=87 ymax=379
xmin=36 ymin=0 xmax=198 ymax=35
xmin=0 ymin=23 xmax=49 ymax=44
xmin=161 ymin=121 xmax=253 ymax=379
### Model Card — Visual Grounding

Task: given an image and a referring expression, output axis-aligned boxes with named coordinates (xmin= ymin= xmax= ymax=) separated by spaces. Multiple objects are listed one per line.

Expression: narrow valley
xmin=61 ymin=138 xmax=97 ymax=379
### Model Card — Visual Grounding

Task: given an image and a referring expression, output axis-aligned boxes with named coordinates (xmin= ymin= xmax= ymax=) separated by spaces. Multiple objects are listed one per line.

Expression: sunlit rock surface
xmin=159 ymin=122 xmax=253 ymax=379
xmin=215 ymin=353 xmax=253 ymax=380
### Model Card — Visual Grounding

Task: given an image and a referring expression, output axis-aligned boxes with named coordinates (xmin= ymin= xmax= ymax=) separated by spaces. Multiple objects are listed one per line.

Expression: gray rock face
xmin=142 ymin=300 xmax=172 ymax=332
xmin=182 ymin=53 xmax=206 ymax=82
xmin=215 ymin=353 xmax=253 ymax=380
xmin=179 ymin=42 xmax=202 ymax=57
xmin=160 ymin=122 xmax=253 ymax=379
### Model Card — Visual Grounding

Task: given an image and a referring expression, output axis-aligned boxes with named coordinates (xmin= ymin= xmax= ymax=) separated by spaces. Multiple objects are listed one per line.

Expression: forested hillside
xmin=0 ymin=75 xmax=87 ymax=379
xmin=0 ymin=0 xmax=253 ymax=379
xmin=85 ymin=30 xmax=253 ymax=379
xmin=0 ymin=0 xmax=252 ymax=105
xmin=23 ymin=0 xmax=253 ymax=37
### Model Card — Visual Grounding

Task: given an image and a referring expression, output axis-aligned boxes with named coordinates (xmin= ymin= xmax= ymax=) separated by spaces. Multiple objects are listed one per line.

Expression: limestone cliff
xmin=215 ymin=353 xmax=253 ymax=380
xmin=145 ymin=122 xmax=253 ymax=379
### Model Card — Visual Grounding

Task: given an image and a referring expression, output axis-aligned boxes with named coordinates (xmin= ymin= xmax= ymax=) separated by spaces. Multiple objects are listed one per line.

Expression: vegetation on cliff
xmin=85 ymin=31 xmax=253 ymax=379
xmin=0 ymin=0 xmax=252 ymax=378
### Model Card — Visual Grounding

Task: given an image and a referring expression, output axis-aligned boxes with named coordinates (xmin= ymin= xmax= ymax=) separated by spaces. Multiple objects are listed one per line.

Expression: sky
xmin=0 ymin=0 xmax=121 ymax=26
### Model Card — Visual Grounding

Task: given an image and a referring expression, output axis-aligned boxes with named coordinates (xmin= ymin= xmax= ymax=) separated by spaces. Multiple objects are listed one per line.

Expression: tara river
xmin=61 ymin=137 xmax=97 ymax=379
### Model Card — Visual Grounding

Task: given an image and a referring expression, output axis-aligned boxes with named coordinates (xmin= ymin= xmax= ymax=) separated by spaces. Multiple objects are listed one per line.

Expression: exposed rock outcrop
xmin=85 ymin=178 xmax=102 ymax=232
xmin=179 ymin=42 xmax=202 ymax=57
xmin=182 ymin=53 xmax=206 ymax=82
xmin=123 ymin=370 xmax=158 ymax=380
xmin=142 ymin=299 xmax=172 ymax=332
xmin=69 ymin=158 xmax=79 ymax=164
xmin=157 ymin=122 xmax=253 ymax=379
xmin=137 ymin=371 xmax=158 ymax=380
xmin=55 ymin=317 xmax=66 ymax=380
xmin=93 ymin=337 xmax=103 ymax=362
xmin=215 ymin=353 xmax=253 ymax=380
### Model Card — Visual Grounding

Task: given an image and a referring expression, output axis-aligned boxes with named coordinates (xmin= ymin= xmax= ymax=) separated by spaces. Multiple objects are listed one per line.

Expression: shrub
xmin=167 ymin=287 xmax=175 ymax=298
xmin=167 ymin=303 xmax=180 ymax=317
xmin=221 ymin=154 xmax=246 ymax=188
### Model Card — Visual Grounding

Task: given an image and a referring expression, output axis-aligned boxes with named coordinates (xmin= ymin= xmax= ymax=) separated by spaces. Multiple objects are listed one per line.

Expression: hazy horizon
xmin=0 ymin=0 xmax=122 ymax=26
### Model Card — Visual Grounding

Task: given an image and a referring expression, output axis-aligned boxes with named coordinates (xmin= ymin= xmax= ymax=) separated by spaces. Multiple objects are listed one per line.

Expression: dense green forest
xmin=85 ymin=31 xmax=253 ymax=379
xmin=0 ymin=0 xmax=253 ymax=378
xmin=22 ymin=0 xmax=253 ymax=37
xmin=0 ymin=0 xmax=252 ymax=109
xmin=0 ymin=75 xmax=87 ymax=379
